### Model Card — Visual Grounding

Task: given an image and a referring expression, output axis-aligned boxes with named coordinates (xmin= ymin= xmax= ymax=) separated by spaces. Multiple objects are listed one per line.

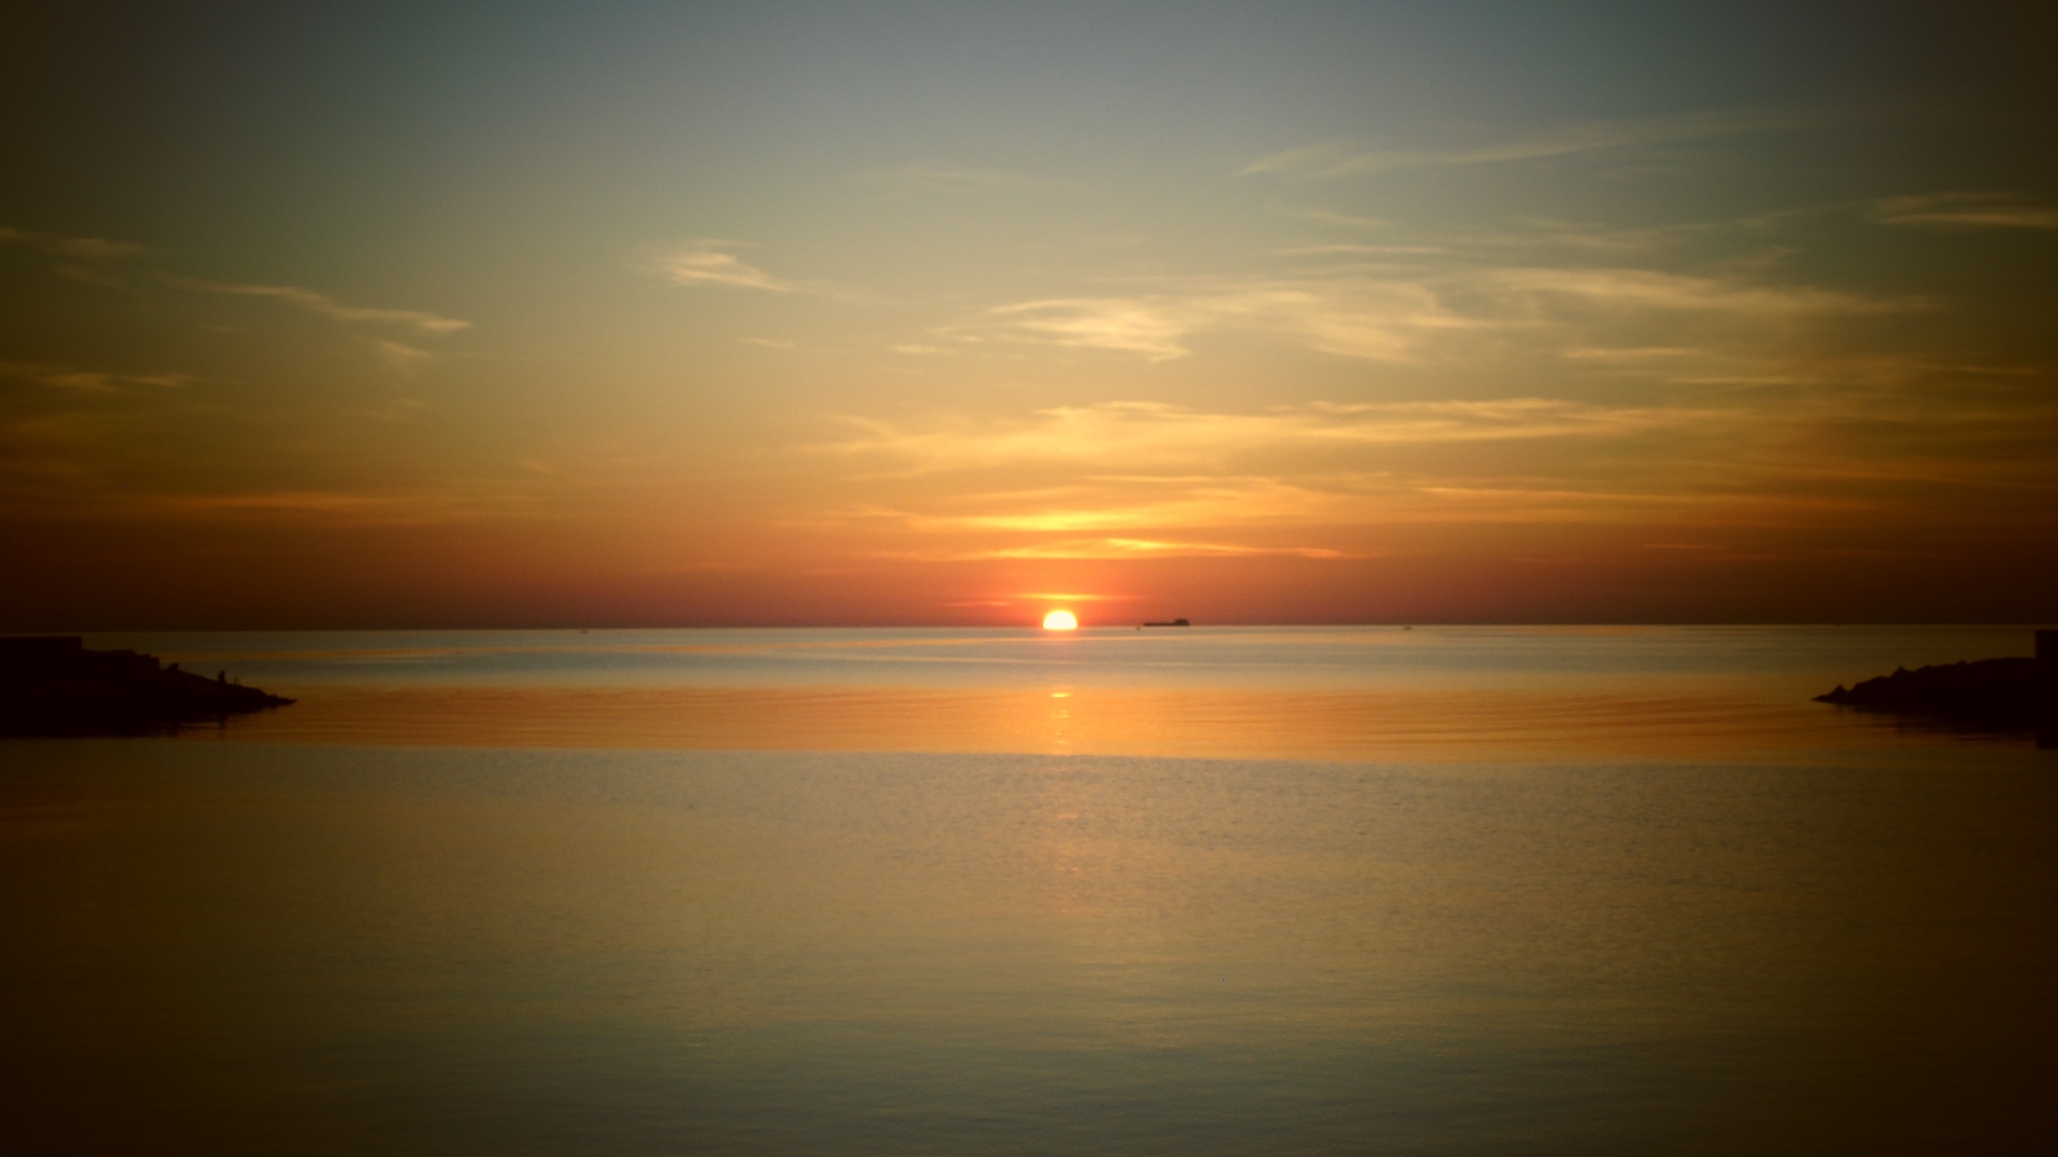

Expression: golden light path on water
xmin=148 ymin=624 xmax=2041 ymax=763
xmin=185 ymin=682 xmax=1982 ymax=763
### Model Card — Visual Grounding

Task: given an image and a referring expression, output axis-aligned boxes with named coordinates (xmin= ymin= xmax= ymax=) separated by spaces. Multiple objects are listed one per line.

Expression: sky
xmin=3 ymin=1 xmax=2054 ymax=628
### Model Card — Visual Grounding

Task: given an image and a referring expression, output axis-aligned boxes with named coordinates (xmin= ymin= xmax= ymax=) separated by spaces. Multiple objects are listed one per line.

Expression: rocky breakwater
xmin=0 ymin=635 xmax=294 ymax=737
xmin=1814 ymin=629 xmax=2056 ymax=744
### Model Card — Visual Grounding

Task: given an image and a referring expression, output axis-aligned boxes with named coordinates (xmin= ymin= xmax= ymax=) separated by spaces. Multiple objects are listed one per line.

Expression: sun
xmin=1041 ymin=610 xmax=1078 ymax=631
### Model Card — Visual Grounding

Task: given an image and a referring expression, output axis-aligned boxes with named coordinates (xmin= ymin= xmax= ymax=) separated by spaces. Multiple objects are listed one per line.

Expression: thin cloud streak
xmin=859 ymin=165 xmax=1051 ymax=195
xmin=822 ymin=399 xmax=1703 ymax=474
xmin=1874 ymin=192 xmax=2058 ymax=230
xmin=6 ymin=229 xmax=472 ymax=336
xmin=1243 ymin=108 xmax=1823 ymax=179
xmin=3 ymin=362 xmax=195 ymax=394
xmin=954 ymin=263 xmax=1911 ymax=362
xmin=128 ymin=487 xmax=549 ymax=527
xmin=1476 ymin=267 xmax=1924 ymax=315
xmin=656 ymin=244 xmax=794 ymax=291
xmin=967 ymin=281 xmax=1470 ymax=362
xmin=170 ymin=277 xmax=471 ymax=332
xmin=883 ymin=537 xmax=1361 ymax=561
xmin=371 ymin=339 xmax=437 ymax=379
xmin=0 ymin=226 xmax=145 ymax=260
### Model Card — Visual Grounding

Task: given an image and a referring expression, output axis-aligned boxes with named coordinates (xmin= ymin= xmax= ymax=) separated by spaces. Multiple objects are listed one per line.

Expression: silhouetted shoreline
xmin=0 ymin=636 xmax=293 ymax=737
xmin=1815 ymin=631 xmax=2056 ymax=742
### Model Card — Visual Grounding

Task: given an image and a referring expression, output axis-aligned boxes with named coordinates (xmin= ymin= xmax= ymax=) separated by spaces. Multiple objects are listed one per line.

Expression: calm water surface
xmin=5 ymin=627 xmax=2053 ymax=1154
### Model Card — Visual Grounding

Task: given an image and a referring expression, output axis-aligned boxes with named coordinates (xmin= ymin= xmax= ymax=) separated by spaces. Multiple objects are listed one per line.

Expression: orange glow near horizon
xmin=1041 ymin=610 xmax=1079 ymax=631
xmin=2 ymin=8 xmax=2054 ymax=629
xmin=169 ymin=682 xmax=1926 ymax=763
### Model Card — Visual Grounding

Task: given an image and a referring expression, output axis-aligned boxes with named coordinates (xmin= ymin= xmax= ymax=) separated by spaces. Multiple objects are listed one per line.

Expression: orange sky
xmin=3 ymin=4 xmax=2054 ymax=627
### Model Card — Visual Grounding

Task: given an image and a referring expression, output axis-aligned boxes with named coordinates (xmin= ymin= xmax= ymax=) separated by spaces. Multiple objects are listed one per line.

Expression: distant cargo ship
xmin=1141 ymin=618 xmax=1191 ymax=627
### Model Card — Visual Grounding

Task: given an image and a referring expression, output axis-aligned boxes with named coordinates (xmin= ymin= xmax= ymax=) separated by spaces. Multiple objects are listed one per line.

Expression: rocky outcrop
xmin=0 ymin=636 xmax=294 ymax=737
xmin=1815 ymin=654 xmax=2052 ymax=734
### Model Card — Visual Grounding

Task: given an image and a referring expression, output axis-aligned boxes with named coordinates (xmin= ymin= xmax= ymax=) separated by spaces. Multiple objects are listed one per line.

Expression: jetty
xmin=1815 ymin=629 xmax=2056 ymax=744
xmin=0 ymin=636 xmax=294 ymax=737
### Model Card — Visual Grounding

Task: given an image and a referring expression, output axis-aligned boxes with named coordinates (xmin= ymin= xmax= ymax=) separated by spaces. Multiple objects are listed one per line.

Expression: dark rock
xmin=0 ymin=636 xmax=294 ymax=737
xmin=1814 ymin=655 xmax=2051 ymax=733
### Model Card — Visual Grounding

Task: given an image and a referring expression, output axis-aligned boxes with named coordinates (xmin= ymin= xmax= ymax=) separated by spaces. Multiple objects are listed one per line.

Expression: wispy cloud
xmin=0 ymin=226 xmax=145 ymax=260
xmin=2 ymin=361 xmax=194 ymax=394
xmin=1244 ymin=108 xmax=1820 ymax=179
xmin=158 ymin=490 xmax=400 ymax=515
xmin=171 ymin=277 xmax=471 ymax=332
xmin=823 ymin=398 xmax=1702 ymax=474
xmin=834 ymin=472 xmax=1384 ymax=539
xmin=825 ymin=456 xmax=1768 ymax=551
xmin=132 ymin=487 xmax=544 ymax=527
xmin=977 ymin=296 xmax=1209 ymax=361
xmin=859 ymin=165 xmax=1050 ymax=195
xmin=956 ymin=262 xmax=1909 ymax=363
xmin=785 ymin=381 xmax=1888 ymax=563
xmin=1277 ymin=243 xmax=1448 ymax=257
xmin=969 ymin=279 xmax=1470 ymax=362
xmin=1874 ymin=191 xmax=2058 ymax=230
xmin=655 ymin=242 xmax=794 ymax=291
xmin=1475 ymin=267 xmax=1922 ymax=315
xmin=370 ymin=339 xmax=437 ymax=378
xmin=1277 ymin=208 xmax=1392 ymax=229
xmin=884 ymin=537 xmax=1360 ymax=561
xmin=6 ymin=227 xmax=475 ymax=339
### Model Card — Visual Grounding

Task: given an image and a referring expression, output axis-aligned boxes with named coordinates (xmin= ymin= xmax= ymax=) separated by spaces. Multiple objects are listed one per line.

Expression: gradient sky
xmin=4 ymin=2 xmax=2054 ymax=627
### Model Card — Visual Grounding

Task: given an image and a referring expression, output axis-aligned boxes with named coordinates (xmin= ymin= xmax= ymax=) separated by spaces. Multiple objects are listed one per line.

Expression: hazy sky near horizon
xmin=4 ymin=1 xmax=2054 ymax=627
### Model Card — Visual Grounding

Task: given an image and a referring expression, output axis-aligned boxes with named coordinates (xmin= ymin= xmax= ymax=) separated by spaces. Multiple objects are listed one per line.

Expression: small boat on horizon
xmin=1141 ymin=618 xmax=1191 ymax=628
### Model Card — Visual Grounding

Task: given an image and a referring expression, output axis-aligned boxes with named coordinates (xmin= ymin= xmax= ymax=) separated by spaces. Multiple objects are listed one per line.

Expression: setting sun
xmin=3 ymin=6 xmax=2051 ymax=1154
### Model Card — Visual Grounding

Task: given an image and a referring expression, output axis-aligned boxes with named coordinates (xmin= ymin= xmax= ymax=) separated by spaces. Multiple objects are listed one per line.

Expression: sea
xmin=4 ymin=625 xmax=2053 ymax=1155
